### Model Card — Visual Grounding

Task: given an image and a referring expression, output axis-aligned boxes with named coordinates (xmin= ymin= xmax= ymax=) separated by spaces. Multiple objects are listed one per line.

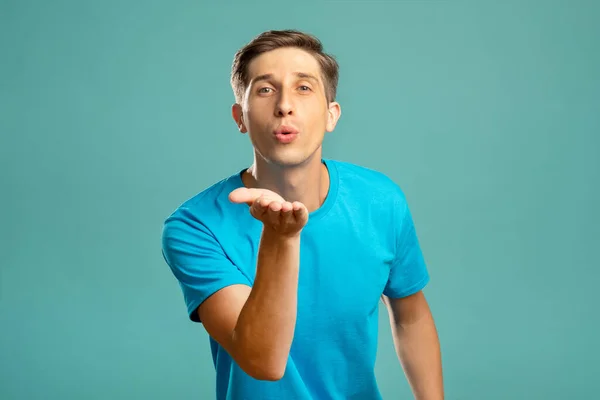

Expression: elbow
xmin=231 ymin=332 xmax=289 ymax=381
xmin=238 ymin=352 xmax=287 ymax=381
xmin=248 ymin=366 xmax=285 ymax=381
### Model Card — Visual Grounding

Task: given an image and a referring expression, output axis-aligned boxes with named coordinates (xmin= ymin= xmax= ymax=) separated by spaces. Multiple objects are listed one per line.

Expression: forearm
xmin=394 ymin=311 xmax=444 ymax=399
xmin=232 ymin=229 xmax=300 ymax=378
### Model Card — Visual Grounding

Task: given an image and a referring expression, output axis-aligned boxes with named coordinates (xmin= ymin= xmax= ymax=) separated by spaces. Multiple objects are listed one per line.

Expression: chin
xmin=262 ymin=149 xmax=318 ymax=168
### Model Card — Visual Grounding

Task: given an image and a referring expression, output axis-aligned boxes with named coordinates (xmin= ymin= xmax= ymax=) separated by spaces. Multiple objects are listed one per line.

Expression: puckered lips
xmin=273 ymin=125 xmax=299 ymax=144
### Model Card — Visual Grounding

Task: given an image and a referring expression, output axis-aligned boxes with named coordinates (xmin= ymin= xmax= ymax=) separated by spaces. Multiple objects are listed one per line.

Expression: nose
xmin=275 ymin=91 xmax=294 ymax=117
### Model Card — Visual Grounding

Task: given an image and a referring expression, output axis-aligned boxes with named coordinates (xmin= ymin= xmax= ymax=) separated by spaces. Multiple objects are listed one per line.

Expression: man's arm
xmin=197 ymin=188 xmax=308 ymax=381
xmin=382 ymin=291 xmax=444 ymax=400
xmin=198 ymin=229 xmax=300 ymax=381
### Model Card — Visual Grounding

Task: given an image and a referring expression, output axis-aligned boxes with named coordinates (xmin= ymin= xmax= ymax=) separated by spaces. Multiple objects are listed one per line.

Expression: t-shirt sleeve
xmin=161 ymin=207 xmax=251 ymax=323
xmin=383 ymin=190 xmax=430 ymax=298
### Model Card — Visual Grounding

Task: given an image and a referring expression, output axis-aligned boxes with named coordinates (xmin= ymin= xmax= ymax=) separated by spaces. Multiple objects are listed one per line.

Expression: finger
xmin=251 ymin=196 xmax=269 ymax=217
xmin=280 ymin=201 xmax=294 ymax=224
xmin=280 ymin=201 xmax=293 ymax=214
xmin=266 ymin=201 xmax=282 ymax=221
xmin=268 ymin=201 xmax=283 ymax=213
xmin=292 ymin=201 xmax=308 ymax=221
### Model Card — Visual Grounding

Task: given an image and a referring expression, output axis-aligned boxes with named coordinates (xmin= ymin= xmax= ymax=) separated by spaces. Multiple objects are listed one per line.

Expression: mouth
xmin=274 ymin=125 xmax=299 ymax=143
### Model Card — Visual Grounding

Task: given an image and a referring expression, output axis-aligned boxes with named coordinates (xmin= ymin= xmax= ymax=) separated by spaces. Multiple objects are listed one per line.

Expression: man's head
xmin=230 ymin=30 xmax=342 ymax=168
xmin=231 ymin=30 xmax=339 ymax=105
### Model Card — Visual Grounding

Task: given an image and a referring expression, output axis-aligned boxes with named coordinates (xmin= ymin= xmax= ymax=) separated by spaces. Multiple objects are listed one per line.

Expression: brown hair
xmin=230 ymin=30 xmax=339 ymax=105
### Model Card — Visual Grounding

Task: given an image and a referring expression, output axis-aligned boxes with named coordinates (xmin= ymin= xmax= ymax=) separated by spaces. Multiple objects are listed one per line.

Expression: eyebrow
xmin=251 ymin=72 xmax=320 ymax=84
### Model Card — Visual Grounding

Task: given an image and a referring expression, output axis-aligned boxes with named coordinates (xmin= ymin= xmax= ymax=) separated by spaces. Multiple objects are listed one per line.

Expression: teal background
xmin=2 ymin=1 xmax=599 ymax=399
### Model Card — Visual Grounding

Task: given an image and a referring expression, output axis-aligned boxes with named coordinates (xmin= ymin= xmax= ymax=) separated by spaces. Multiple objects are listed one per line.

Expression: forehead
xmin=247 ymin=47 xmax=321 ymax=80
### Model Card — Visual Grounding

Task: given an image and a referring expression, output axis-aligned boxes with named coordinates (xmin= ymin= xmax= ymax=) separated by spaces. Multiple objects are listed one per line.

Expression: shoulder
xmin=327 ymin=158 xmax=408 ymax=205
xmin=162 ymin=169 xmax=244 ymax=238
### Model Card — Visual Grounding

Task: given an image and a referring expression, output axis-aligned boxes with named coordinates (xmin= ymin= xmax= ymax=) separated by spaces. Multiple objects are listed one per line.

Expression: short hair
xmin=230 ymin=29 xmax=339 ymax=105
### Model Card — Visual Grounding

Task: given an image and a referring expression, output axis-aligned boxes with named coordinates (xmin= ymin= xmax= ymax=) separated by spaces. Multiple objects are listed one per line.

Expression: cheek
xmin=306 ymin=107 xmax=330 ymax=130
xmin=245 ymin=108 xmax=270 ymax=130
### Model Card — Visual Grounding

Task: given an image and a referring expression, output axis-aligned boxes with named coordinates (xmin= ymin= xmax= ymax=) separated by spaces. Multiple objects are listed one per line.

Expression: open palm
xmin=229 ymin=187 xmax=309 ymax=236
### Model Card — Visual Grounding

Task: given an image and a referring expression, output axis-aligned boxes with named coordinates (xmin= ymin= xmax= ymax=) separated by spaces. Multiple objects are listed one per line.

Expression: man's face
xmin=233 ymin=47 xmax=341 ymax=168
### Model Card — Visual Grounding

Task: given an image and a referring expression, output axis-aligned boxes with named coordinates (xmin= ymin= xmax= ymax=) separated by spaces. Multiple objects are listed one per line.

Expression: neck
xmin=242 ymin=153 xmax=329 ymax=213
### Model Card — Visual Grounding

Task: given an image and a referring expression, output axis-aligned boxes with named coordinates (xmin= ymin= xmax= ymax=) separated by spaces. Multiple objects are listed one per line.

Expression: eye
xmin=299 ymin=85 xmax=311 ymax=91
xmin=258 ymin=87 xmax=273 ymax=94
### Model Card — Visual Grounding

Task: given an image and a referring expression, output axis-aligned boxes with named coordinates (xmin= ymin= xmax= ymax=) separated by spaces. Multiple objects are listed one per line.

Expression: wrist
xmin=261 ymin=227 xmax=302 ymax=243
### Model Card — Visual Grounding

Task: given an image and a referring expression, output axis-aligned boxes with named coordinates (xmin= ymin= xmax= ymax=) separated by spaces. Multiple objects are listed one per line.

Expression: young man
xmin=162 ymin=30 xmax=443 ymax=399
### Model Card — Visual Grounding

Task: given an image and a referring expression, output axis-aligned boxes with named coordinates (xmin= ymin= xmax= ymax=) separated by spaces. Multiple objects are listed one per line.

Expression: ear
xmin=231 ymin=103 xmax=247 ymax=133
xmin=325 ymin=101 xmax=341 ymax=133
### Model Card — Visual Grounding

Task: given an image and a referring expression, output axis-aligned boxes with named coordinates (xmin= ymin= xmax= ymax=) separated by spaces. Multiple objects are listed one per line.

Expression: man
xmin=162 ymin=29 xmax=443 ymax=399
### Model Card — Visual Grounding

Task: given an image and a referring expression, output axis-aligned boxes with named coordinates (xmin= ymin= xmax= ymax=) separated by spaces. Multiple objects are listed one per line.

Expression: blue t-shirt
xmin=161 ymin=158 xmax=430 ymax=400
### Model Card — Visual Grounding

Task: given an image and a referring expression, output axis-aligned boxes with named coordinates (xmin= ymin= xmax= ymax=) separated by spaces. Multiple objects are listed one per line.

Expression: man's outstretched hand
xmin=229 ymin=187 xmax=309 ymax=237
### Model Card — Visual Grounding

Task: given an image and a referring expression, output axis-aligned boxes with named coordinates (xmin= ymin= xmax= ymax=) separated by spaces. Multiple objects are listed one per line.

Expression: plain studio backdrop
xmin=1 ymin=1 xmax=598 ymax=399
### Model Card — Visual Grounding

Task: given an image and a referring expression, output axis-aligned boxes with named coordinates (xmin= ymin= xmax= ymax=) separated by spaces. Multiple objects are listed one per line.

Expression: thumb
xmin=229 ymin=187 xmax=261 ymax=205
